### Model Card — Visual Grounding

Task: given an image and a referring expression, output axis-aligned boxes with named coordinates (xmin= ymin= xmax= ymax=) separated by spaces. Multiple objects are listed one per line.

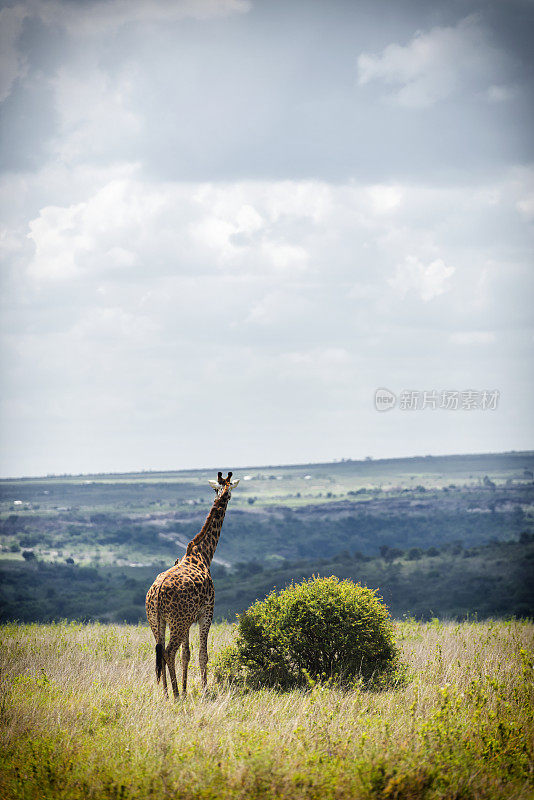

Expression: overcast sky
xmin=1 ymin=0 xmax=533 ymax=477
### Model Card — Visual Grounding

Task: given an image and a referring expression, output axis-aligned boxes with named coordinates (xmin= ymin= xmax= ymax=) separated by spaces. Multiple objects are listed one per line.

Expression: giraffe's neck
xmin=186 ymin=490 xmax=230 ymax=566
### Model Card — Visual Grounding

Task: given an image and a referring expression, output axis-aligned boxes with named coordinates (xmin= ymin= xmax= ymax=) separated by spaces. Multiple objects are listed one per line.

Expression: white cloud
xmin=51 ymin=65 xmax=142 ymax=164
xmin=0 ymin=0 xmax=250 ymax=106
xmin=279 ymin=347 xmax=353 ymax=380
xmin=22 ymin=176 xmax=426 ymax=287
xmin=26 ymin=172 xmax=531 ymax=319
xmin=3 ymin=165 xmax=532 ymax=474
xmin=71 ymin=306 xmax=158 ymax=342
xmin=245 ymin=290 xmax=312 ymax=326
xmin=259 ymin=242 xmax=308 ymax=272
xmin=357 ymin=15 xmax=507 ymax=107
xmin=1 ymin=1 xmax=533 ymax=476
xmin=517 ymin=196 xmax=534 ymax=221
xmin=367 ymin=185 xmax=403 ymax=214
xmin=388 ymin=256 xmax=455 ymax=301
xmin=27 ymin=202 xmax=88 ymax=280
xmin=505 ymin=165 xmax=534 ymax=222
xmin=36 ymin=177 xmax=315 ymax=279
xmin=281 ymin=349 xmax=345 ymax=366
xmin=450 ymin=331 xmax=496 ymax=345
xmin=234 ymin=204 xmax=264 ymax=234
xmin=26 ymin=180 xmax=152 ymax=280
xmin=29 ymin=0 xmax=250 ymax=35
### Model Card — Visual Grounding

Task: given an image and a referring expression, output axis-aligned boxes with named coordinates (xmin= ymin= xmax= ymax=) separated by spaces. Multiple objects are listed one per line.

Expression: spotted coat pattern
xmin=145 ymin=476 xmax=234 ymax=699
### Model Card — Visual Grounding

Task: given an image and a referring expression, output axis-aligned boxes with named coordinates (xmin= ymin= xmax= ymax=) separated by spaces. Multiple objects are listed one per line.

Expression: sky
xmin=0 ymin=0 xmax=533 ymax=477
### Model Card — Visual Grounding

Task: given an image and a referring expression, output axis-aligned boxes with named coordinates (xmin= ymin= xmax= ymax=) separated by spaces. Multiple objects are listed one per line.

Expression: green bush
xmin=213 ymin=576 xmax=399 ymax=689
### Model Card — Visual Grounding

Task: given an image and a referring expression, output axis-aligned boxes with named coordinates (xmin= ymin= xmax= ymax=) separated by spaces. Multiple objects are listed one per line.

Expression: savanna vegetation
xmin=1 ymin=538 xmax=532 ymax=624
xmin=1 ymin=619 xmax=532 ymax=800
xmin=2 ymin=452 xmax=533 ymax=569
xmin=1 ymin=452 xmax=533 ymax=625
xmin=214 ymin=577 xmax=400 ymax=689
xmin=1 ymin=453 xmax=533 ymax=798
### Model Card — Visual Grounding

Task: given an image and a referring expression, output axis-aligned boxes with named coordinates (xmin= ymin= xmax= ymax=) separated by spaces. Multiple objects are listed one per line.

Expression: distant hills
xmin=1 ymin=451 xmax=533 ymax=622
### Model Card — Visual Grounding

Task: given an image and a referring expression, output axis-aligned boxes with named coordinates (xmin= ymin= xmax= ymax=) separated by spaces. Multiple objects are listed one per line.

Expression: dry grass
xmin=0 ymin=619 xmax=533 ymax=799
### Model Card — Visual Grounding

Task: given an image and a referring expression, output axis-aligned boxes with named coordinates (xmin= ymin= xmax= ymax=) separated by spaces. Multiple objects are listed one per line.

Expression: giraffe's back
xmin=146 ymin=560 xmax=214 ymax=631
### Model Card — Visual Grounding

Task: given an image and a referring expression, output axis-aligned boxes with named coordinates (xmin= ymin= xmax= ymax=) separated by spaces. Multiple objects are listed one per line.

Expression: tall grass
xmin=1 ymin=619 xmax=532 ymax=799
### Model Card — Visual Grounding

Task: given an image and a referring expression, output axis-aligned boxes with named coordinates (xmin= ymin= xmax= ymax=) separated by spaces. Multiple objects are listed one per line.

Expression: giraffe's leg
xmin=158 ymin=618 xmax=169 ymax=699
xmin=165 ymin=631 xmax=184 ymax=701
xmin=161 ymin=659 xmax=169 ymax=698
xmin=198 ymin=607 xmax=213 ymax=690
xmin=181 ymin=630 xmax=191 ymax=696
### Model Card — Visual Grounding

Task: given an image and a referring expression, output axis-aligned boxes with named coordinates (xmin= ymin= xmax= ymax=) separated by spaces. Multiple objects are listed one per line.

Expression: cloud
xmin=15 ymin=168 xmax=530 ymax=437
xmin=71 ymin=305 xmax=158 ymax=343
xmin=278 ymin=348 xmax=354 ymax=387
xmin=367 ymin=185 xmax=403 ymax=214
xmin=50 ymin=65 xmax=142 ymax=165
xmin=516 ymin=194 xmax=534 ymax=222
xmin=23 ymin=169 xmax=532 ymax=324
xmin=26 ymin=176 xmax=331 ymax=284
xmin=0 ymin=0 xmax=250 ymax=107
xmin=357 ymin=15 xmax=508 ymax=107
xmin=2 ymin=1 xmax=529 ymax=183
xmin=26 ymin=177 xmax=154 ymax=280
xmin=245 ymin=290 xmax=313 ymax=326
xmin=28 ymin=0 xmax=250 ymax=35
xmin=388 ymin=256 xmax=455 ymax=301
xmin=449 ymin=331 xmax=496 ymax=345
xmin=3 ymin=165 xmax=532 ymax=475
xmin=0 ymin=5 xmax=28 ymax=102
xmin=514 ymin=170 xmax=534 ymax=223
xmin=1 ymin=0 xmax=532 ymax=474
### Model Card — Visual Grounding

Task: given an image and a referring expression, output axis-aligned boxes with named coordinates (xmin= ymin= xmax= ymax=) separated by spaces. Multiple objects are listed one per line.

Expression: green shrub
xmin=213 ymin=576 xmax=400 ymax=689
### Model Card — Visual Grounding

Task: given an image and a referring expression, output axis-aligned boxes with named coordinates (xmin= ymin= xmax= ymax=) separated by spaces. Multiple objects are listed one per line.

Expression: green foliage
xmin=406 ymin=547 xmax=423 ymax=561
xmin=2 ymin=452 xmax=533 ymax=571
xmin=214 ymin=576 xmax=399 ymax=688
xmin=214 ymin=539 xmax=534 ymax=622
xmin=1 ymin=540 xmax=533 ymax=624
xmin=1 ymin=452 xmax=533 ymax=627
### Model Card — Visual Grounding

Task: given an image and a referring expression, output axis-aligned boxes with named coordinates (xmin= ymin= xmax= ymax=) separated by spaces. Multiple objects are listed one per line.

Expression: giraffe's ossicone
xmin=145 ymin=472 xmax=239 ymax=699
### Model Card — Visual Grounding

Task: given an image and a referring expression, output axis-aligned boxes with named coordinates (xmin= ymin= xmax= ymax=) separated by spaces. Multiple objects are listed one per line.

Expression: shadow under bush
xmin=213 ymin=576 xmax=402 ymax=690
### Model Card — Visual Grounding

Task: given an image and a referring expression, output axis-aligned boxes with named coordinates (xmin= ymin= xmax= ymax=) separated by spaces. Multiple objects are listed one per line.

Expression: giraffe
xmin=145 ymin=471 xmax=239 ymax=699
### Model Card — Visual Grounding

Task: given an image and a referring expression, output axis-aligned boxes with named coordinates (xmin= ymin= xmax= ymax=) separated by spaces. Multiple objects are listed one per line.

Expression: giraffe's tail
xmin=154 ymin=582 xmax=166 ymax=684
xmin=155 ymin=642 xmax=164 ymax=683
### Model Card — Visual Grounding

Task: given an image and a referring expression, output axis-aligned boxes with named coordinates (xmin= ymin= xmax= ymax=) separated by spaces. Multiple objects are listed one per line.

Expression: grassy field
xmin=1 ymin=620 xmax=533 ymax=800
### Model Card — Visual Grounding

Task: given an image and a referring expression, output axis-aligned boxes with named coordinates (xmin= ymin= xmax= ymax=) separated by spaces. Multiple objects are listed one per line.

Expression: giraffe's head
xmin=208 ymin=471 xmax=240 ymax=497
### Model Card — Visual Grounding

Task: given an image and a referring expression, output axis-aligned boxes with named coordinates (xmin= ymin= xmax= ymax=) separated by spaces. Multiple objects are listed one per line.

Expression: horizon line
xmin=1 ymin=448 xmax=533 ymax=482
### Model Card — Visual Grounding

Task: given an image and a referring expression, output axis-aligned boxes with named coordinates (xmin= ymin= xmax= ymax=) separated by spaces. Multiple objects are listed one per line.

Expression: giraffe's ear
xmin=208 ymin=480 xmax=219 ymax=490
xmin=230 ymin=479 xmax=240 ymax=488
